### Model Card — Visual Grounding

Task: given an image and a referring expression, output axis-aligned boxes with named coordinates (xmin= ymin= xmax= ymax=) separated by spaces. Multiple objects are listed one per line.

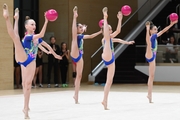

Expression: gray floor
xmin=0 ymin=84 xmax=179 ymax=120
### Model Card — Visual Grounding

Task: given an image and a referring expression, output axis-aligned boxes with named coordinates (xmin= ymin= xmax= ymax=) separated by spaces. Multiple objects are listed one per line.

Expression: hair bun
xmin=149 ymin=21 xmax=154 ymax=26
xmin=25 ymin=16 xmax=30 ymax=20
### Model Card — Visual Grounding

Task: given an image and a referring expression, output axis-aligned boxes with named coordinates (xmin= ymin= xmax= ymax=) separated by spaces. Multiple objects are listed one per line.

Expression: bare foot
xmin=102 ymin=101 xmax=109 ymax=110
xmin=147 ymin=96 xmax=153 ymax=103
xmin=3 ymin=4 xmax=9 ymax=19
xmin=73 ymin=6 xmax=78 ymax=12
xmin=14 ymin=8 xmax=19 ymax=20
xmin=73 ymin=96 xmax=79 ymax=104
xmin=23 ymin=109 xmax=30 ymax=119
xmin=73 ymin=6 xmax=78 ymax=18
xmin=102 ymin=7 xmax=108 ymax=19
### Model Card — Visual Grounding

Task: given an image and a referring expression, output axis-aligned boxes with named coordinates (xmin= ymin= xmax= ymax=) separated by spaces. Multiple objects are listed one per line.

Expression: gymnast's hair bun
xmin=25 ymin=16 xmax=30 ymax=20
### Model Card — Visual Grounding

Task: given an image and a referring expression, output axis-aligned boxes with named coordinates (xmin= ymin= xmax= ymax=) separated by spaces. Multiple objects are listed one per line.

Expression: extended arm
xmin=157 ymin=20 xmax=178 ymax=37
xmin=112 ymin=38 xmax=134 ymax=44
xmin=40 ymin=41 xmax=62 ymax=59
xmin=83 ymin=30 xmax=102 ymax=39
xmin=38 ymin=44 xmax=50 ymax=54
xmin=110 ymin=11 xmax=123 ymax=38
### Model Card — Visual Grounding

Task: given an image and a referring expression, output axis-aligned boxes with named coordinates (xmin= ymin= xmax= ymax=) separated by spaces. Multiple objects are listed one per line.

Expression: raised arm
xmin=110 ymin=11 xmax=123 ymax=38
xmin=157 ymin=20 xmax=178 ymax=37
xmin=112 ymin=38 xmax=134 ymax=44
xmin=33 ymin=13 xmax=48 ymax=40
xmin=83 ymin=30 xmax=102 ymax=39
xmin=40 ymin=41 xmax=62 ymax=60
xmin=38 ymin=44 xmax=50 ymax=54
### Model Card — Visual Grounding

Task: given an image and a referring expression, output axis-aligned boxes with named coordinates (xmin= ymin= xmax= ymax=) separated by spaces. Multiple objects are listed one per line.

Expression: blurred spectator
xmin=32 ymin=49 xmax=44 ymax=88
xmin=165 ymin=36 xmax=178 ymax=63
xmin=59 ymin=42 xmax=69 ymax=87
xmin=161 ymin=30 xmax=174 ymax=44
xmin=47 ymin=36 xmax=60 ymax=88
xmin=171 ymin=18 xmax=180 ymax=41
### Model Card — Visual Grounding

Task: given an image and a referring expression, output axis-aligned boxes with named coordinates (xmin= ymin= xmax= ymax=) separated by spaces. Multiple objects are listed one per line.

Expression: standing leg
xmin=21 ymin=61 xmax=36 ymax=119
xmin=73 ymin=58 xmax=83 ymax=104
xmin=147 ymin=60 xmax=155 ymax=103
xmin=102 ymin=63 xmax=115 ymax=110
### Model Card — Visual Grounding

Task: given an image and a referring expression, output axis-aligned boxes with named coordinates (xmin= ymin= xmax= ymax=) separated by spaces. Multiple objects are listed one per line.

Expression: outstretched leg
xmin=70 ymin=6 xmax=79 ymax=58
xmin=13 ymin=8 xmax=19 ymax=37
xmin=3 ymin=4 xmax=27 ymax=63
xmin=101 ymin=7 xmax=112 ymax=62
xmin=145 ymin=21 xmax=153 ymax=59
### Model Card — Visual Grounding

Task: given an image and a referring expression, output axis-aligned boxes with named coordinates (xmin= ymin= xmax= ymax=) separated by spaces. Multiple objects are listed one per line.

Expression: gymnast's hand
xmin=47 ymin=51 xmax=51 ymax=54
xmin=117 ymin=11 xmax=123 ymax=20
xmin=82 ymin=24 xmax=87 ymax=32
xmin=171 ymin=20 xmax=178 ymax=25
xmin=44 ymin=12 xmax=48 ymax=23
xmin=128 ymin=41 xmax=135 ymax=45
xmin=145 ymin=21 xmax=150 ymax=29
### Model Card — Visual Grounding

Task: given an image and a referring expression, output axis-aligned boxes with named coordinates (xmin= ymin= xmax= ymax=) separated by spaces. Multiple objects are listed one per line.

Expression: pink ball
xmin=169 ymin=13 xmax=178 ymax=22
xmin=99 ymin=19 xmax=104 ymax=28
xmin=45 ymin=9 xmax=58 ymax=22
xmin=121 ymin=5 xmax=132 ymax=16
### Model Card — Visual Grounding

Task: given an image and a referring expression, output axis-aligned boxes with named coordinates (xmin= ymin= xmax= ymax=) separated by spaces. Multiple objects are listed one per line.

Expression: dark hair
xmin=77 ymin=23 xmax=80 ymax=27
xmin=49 ymin=36 xmax=56 ymax=41
xmin=169 ymin=35 xmax=176 ymax=45
xmin=24 ymin=16 xmax=31 ymax=35
xmin=61 ymin=42 xmax=67 ymax=51
xmin=24 ymin=16 xmax=30 ymax=25
xmin=149 ymin=21 xmax=155 ymax=30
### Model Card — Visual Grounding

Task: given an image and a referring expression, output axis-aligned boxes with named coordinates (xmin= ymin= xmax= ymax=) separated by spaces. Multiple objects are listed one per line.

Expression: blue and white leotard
xmin=102 ymin=39 xmax=115 ymax=66
xmin=18 ymin=35 xmax=43 ymax=67
xmin=146 ymin=34 xmax=158 ymax=62
xmin=71 ymin=34 xmax=84 ymax=63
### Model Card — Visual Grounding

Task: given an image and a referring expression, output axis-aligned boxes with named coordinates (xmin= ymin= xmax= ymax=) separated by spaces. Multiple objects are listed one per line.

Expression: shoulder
xmin=151 ymin=34 xmax=157 ymax=39
xmin=78 ymin=34 xmax=84 ymax=39
xmin=24 ymin=35 xmax=33 ymax=41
